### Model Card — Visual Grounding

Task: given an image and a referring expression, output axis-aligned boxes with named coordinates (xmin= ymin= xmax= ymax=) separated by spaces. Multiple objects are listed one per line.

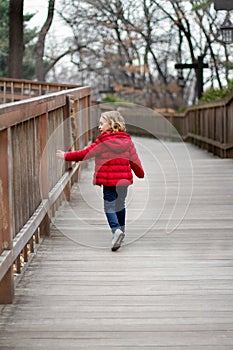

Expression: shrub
xmin=103 ymin=94 xmax=129 ymax=103
xmin=200 ymin=79 xmax=233 ymax=103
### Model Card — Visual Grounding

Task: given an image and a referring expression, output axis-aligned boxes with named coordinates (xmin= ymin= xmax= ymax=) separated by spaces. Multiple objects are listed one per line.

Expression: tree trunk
xmin=8 ymin=0 xmax=24 ymax=78
xmin=35 ymin=0 xmax=55 ymax=81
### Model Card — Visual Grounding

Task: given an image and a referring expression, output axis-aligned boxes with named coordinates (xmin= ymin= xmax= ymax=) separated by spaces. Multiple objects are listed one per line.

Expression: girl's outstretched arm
xmin=56 ymin=139 xmax=100 ymax=162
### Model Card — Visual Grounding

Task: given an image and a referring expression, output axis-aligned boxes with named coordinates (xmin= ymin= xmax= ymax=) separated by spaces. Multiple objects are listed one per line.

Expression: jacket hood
xmin=98 ymin=132 xmax=131 ymax=154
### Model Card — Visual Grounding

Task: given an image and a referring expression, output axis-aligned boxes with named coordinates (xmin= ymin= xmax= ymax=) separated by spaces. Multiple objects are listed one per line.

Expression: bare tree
xmin=8 ymin=0 xmax=24 ymax=78
xmin=56 ymin=0 xmax=232 ymax=107
xmin=34 ymin=0 xmax=55 ymax=81
xmin=154 ymin=0 xmax=231 ymax=98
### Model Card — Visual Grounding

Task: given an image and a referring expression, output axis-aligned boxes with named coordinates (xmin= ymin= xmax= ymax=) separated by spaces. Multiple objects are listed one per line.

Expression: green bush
xmin=200 ymin=80 xmax=233 ymax=103
xmin=103 ymin=94 xmax=129 ymax=103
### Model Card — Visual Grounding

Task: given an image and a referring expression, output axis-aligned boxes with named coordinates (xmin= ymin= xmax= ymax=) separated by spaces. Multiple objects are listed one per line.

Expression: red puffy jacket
xmin=65 ymin=131 xmax=144 ymax=186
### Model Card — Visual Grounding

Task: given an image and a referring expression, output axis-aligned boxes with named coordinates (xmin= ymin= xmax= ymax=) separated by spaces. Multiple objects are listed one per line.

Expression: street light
xmin=220 ymin=12 xmax=233 ymax=43
xmin=177 ymin=72 xmax=185 ymax=88
xmin=214 ymin=1 xmax=233 ymax=43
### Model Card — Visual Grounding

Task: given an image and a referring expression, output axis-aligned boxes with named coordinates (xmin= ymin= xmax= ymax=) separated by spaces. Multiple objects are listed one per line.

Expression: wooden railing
xmin=0 ymin=78 xmax=79 ymax=104
xmin=99 ymin=90 xmax=233 ymax=158
xmin=0 ymin=78 xmax=231 ymax=302
xmin=0 ymin=85 xmax=92 ymax=303
xmin=98 ymin=103 xmax=187 ymax=141
xmin=186 ymin=90 xmax=233 ymax=158
xmin=152 ymin=91 xmax=233 ymax=158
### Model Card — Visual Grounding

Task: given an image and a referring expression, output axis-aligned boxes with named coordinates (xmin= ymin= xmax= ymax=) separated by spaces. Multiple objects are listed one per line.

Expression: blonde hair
xmin=101 ymin=111 xmax=126 ymax=132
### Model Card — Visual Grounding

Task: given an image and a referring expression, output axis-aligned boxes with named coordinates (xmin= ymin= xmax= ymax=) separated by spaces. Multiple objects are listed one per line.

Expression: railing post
xmin=0 ymin=128 xmax=14 ymax=303
xmin=38 ymin=114 xmax=51 ymax=237
xmin=223 ymin=104 xmax=227 ymax=158
xmin=3 ymin=82 xmax=6 ymax=103
xmin=88 ymin=95 xmax=93 ymax=141
xmin=63 ymin=95 xmax=74 ymax=201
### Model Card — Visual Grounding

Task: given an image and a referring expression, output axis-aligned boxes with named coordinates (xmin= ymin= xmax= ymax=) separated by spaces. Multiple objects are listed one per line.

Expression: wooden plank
xmin=0 ymin=139 xmax=233 ymax=348
xmin=0 ymin=130 xmax=12 ymax=252
xmin=0 ymin=161 xmax=81 ymax=281
xmin=188 ymin=133 xmax=233 ymax=150
xmin=0 ymin=129 xmax=14 ymax=303
xmin=0 ymin=87 xmax=91 ymax=130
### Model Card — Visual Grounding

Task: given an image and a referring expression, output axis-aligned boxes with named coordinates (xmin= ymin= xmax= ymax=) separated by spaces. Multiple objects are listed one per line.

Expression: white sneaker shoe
xmin=111 ymin=229 xmax=125 ymax=251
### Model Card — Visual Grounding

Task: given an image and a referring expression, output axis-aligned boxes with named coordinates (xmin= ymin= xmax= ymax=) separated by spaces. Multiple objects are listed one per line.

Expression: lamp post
xmin=214 ymin=0 xmax=233 ymax=43
xmin=220 ymin=12 xmax=233 ymax=43
xmin=177 ymin=72 xmax=185 ymax=88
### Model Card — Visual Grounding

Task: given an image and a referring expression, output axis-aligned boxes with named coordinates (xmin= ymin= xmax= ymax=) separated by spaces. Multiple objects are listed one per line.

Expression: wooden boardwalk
xmin=1 ymin=137 xmax=233 ymax=349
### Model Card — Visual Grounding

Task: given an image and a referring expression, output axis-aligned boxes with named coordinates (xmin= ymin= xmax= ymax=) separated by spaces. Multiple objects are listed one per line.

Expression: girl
xmin=56 ymin=110 xmax=144 ymax=251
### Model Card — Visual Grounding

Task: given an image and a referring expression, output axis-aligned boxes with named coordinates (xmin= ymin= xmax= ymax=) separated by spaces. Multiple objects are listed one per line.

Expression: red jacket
xmin=65 ymin=131 xmax=144 ymax=186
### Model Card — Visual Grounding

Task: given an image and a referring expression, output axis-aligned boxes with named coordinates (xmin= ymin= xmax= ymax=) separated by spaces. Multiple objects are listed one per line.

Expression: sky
xmin=23 ymin=0 xmax=74 ymax=81
xmin=24 ymin=0 xmax=50 ymax=27
xmin=24 ymin=0 xmax=71 ymax=40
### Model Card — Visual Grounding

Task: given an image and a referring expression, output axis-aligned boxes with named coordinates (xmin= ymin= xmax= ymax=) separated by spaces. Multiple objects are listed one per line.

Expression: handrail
xmin=185 ymin=89 xmax=233 ymax=158
xmin=0 ymin=85 xmax=92 ymax=303
xmin=0 ymin=77 xmax=80 ymax=104
xmin=151 ymin=90 xmax=233 ymax=158
xmin=95 ymin=89 xmax=233 ymax=159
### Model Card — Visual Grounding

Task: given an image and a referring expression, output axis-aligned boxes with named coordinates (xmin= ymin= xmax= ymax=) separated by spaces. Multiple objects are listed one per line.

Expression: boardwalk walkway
xmin=0 ymin=137 xmax=233 ymax=349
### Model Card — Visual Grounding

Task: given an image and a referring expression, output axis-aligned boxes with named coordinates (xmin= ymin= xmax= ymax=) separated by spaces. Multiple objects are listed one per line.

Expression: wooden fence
xmin=186 ymin=90 xmax=233 ymax=158
xmin=0 ymin=78 xmax=232 ymax=303
xmin=159 ymin=91 xmax=233 ymax=159
xmin=136 ymin=90 xmax=232 ymax=158
xmin=0 ymin=78 xmax=79 ymax=104
xmin=98 ymin=91 xmax=233 ymax=158
xmin=0 ymin=86 xmax=92 ymax=303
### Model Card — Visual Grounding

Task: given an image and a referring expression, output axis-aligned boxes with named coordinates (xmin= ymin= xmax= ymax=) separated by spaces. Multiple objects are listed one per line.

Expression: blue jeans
xmin=103 ymin=186 xmax=128 ymax=233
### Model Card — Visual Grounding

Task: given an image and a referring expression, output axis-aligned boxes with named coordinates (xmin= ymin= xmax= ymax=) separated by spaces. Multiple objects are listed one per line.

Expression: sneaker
xmin=112 ymin=230 xmax=126 ymax=241
xmin=111 ymin=229 xmax=125 ymax=252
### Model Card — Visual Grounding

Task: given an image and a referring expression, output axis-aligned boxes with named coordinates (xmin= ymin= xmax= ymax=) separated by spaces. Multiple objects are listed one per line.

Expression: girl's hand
xmin=56 ymin=150 xmax=65 ymax=159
